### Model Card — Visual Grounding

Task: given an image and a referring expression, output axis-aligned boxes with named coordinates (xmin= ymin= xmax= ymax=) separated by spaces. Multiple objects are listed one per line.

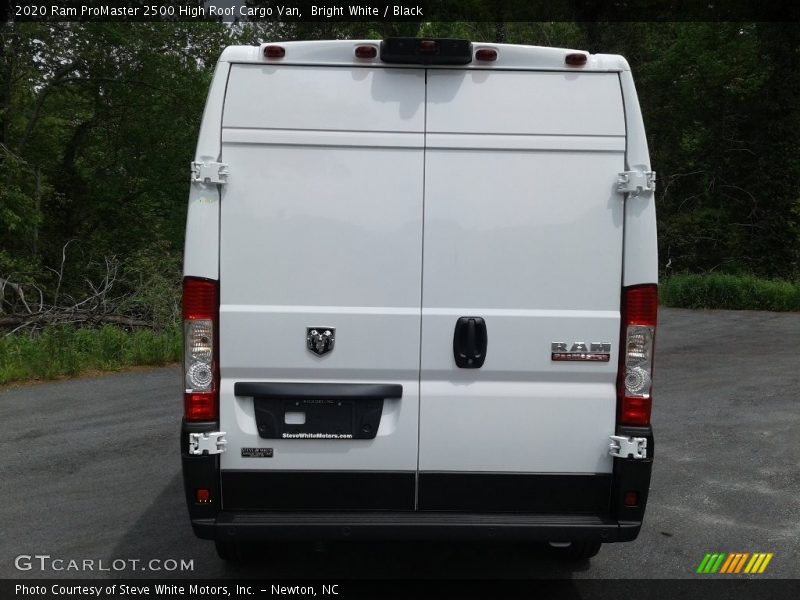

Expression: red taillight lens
xmin=620 ymin=395 xmax=651 ymax=426
xmin=183 ymin=277 xmax=219 ymax=422
xmin=617 ymin=284 xmax=658 ymax=426
xmin=355 ymin=45 xmax=377 ymax=59
xmin=184 ymin=392 xmax=217 ymax=422
xmin=625 ymin=285 xmax=658 ymax=326
xmin=195 ymin=488 xmax=211 ymax=503
xmin=264 ymin=45 xmax=285 ymax=59
xmin=183 ymin=278 xmax=216 ymax=320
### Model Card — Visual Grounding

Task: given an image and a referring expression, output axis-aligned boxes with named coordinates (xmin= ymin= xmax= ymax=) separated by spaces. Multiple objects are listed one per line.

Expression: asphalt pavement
xmin=1 ymin=308 xmax=798 ymax=579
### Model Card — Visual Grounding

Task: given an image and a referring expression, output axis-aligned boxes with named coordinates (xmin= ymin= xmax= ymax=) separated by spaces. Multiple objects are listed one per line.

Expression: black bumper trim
xmin=233 ymin=382 xmax=403 ymax=400
xmin=418 ymin=473 xmax=612 ymax=513
xmin=220 ymin=471 xmax=613 ymax=513
xmin=222 ymin=471 xmax=416 ymax=511
xmin=194 ymin=512 xmax=628 ymax=542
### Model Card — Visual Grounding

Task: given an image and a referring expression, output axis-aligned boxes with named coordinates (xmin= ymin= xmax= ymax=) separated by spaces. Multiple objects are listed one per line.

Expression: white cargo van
xmin=181 ymin=39 xmax=658 ymax=562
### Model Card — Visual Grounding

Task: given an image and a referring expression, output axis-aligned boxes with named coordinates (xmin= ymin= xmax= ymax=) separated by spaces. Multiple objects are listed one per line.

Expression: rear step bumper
xmin=191 ymin=513 xmax=642 ymax=543
xmin=182 ymin=422 xmax=652 ymax=544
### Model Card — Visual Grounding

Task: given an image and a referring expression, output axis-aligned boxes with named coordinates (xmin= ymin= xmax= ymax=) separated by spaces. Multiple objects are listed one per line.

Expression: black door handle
xmin=453 ymin=317 xmax=487 ymax=368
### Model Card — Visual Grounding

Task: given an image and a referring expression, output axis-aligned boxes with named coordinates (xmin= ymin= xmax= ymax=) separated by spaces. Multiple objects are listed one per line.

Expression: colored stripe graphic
xmin=734 ymin=553 xmax=749 ymax=573
xmin=696 ymin=554 xmax=712 ymax=574
xmin=704 ymin=553 xmax=719 ymax=573
xmin=752 ymin=554 xmax=766 ymax=573
xmin=710 ymin=553 xmax=726 ymax=573
xmin=698 ymin=553 xmax=727 ymax=573
xmin=724 ymin=553 xmax=744 ymax=574
xmin=744 ymin=553 xmax=774 ymax=574
xmin=719 ymin=553 xmax=736 ymax=573
xmin=758 ymin=554 xmax=773 ymax=573
xmin=697 ymin=552 xmax=771 ymax=574
xmin=744 ymin=554 xmax=760 ymax=573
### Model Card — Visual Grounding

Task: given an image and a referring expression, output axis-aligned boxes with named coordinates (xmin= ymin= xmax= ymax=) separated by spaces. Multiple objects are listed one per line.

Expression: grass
xmin=660 ymin=273 xmax=800 ymax=311
xmin=0 ymin=325 xmax=181 ymax=386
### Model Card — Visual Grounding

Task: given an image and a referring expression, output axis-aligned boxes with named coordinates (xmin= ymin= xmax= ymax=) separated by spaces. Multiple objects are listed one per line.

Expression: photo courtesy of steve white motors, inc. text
xmin=14 ymin=583 xmax=339 ymax=597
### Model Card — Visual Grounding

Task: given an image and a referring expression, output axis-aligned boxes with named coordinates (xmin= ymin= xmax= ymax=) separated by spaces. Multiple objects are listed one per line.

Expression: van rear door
xmin=417 ymin=70 xmax=626 ymax=510
xmin=217 ymin=65 xmax=425 ymax=509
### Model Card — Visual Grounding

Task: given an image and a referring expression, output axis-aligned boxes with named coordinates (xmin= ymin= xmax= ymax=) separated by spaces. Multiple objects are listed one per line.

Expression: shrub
xmin=660 ymin=273 xmax=800 ymax=311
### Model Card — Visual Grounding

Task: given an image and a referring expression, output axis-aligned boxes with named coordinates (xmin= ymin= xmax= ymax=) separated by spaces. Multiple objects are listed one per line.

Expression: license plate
xmin=254 ymin=397 xmax=382 ymax=440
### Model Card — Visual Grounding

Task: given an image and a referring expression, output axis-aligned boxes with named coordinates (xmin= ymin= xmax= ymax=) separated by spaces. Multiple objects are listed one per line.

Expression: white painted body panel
xmin=184 ymin=42 xmax=657 ymax=478
xmin=219 ymin=378 xmax=419 ymax=471
xmin=218 ymin=65 xmax=424 ymax=470
xmin=223 ymin=65 xmax=425 ymax=132
xmin=183 ymin=61 xmax=229 ymax=280
xmin=619 ymin=70 xmax=659 ymax=286
xmin=419 ymin=70 xmax=625 ymax=473
xmin=426 ymin=70 xmax=625 ymax=136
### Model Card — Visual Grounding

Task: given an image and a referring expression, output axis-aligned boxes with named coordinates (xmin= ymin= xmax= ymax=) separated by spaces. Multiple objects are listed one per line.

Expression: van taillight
xmin=183 ymin=277 xmax=219 ymax=422
xmin=617 ymin=284 xmax=657 ymax=426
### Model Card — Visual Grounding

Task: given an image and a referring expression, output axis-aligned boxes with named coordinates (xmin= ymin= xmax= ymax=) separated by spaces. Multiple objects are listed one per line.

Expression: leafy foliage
xmin=1 ymin=22 xmax=236 ymax=324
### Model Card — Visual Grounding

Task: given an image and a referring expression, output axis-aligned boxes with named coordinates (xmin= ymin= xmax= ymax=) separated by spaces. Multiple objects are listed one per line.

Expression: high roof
xmin=218 ymin=40 xmax=631 ymax=72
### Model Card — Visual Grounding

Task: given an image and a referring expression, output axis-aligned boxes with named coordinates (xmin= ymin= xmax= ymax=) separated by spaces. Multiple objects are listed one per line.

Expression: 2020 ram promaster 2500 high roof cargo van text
xmin=180 ymin=39 xmax=658 ymax=562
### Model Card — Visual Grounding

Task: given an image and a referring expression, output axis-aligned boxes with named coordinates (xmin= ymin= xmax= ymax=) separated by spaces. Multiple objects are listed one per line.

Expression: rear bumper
xmin=192 ymin=512 xmax=642 ymax=543
xmin=181 ymin=421 xmax=653 ymax=544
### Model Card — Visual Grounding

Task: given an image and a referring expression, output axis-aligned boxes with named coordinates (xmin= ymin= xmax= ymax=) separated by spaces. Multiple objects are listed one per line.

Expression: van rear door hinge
xmin=191 ymin=161 xmax=229 ymax=185
xmin=609 ymin=435 xmax=648 ymax=459
xmin=189 ymin=431 xmax=227 ymax=455
xmin=616 ymin=170 xmax=656 ymax=196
